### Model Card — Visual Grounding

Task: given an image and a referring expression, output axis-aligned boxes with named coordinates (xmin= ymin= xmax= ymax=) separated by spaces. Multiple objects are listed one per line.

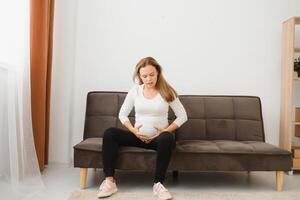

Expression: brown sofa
xmin=73 ymin=92 xmax=292 ymax=191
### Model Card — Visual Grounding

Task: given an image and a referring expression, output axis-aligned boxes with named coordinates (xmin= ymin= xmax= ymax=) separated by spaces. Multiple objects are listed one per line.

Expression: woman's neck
xmin=143 ymin=84 xmax=157 ymax=92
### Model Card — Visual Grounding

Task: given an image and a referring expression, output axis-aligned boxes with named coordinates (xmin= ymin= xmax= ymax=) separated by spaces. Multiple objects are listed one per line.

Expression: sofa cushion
xmin=74 ymin=138 xmax=153 ymax=153
xmin=175 ymin=96 xmax=264 ymax=141
xmin=73 ymin=138 xmax=291 ymax=171
xmin=176 ymin=140 xmax=291 ymax=155
xmin=74 ymin=138 xmax=290 ymax=155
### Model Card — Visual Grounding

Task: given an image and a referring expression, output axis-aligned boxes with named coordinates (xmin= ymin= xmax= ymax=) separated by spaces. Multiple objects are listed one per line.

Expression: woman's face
xmin=139 ymin=65 xmax=158 ymax=89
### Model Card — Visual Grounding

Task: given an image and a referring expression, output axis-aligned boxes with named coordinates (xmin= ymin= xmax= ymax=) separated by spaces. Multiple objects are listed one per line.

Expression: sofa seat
xmin=74 ymin=138 xmax=291 ymax=171
xmin=176 ymin=140 xmax=291 ymax=155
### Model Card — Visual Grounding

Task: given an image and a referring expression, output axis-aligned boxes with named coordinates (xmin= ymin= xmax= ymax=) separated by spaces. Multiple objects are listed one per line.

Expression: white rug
xmin=68 ymin=190 xmax=300 ymax=200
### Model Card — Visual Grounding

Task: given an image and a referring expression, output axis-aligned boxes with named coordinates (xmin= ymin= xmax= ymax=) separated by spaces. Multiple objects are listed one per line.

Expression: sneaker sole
xmin=153 ymin=193 xmax=172 ymax=200
xmin=97 ymin=188 xmax=118 ymax=198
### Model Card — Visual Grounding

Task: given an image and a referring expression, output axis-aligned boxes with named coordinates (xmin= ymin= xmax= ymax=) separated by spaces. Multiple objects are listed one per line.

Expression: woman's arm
xmin=118 ymin=86 xmax=136 ymax=125
xmin=163 ymin=122 xmax=179 ymax=133
xmin=168 ymin=97 xmax=188 ymax=130
xmin=123 ymin=121 xmax=138 ymax=134
xmin=154 ymin=97 xmax=187 ymax=134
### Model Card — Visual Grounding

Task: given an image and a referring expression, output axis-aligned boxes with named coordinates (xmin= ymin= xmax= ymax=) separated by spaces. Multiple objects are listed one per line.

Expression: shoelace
xmin=155 ymin=182 xmax=168 ymax=193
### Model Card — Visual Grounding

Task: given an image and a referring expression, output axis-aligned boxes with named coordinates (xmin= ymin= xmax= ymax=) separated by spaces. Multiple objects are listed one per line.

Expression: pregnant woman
xmin=97 ymin=57 xmax=187 ymax=200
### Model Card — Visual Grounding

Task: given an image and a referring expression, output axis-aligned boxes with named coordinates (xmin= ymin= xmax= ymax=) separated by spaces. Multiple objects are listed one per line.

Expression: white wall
xmin=50 ymin=0 xmax=300 ymax=163
xmin=50 ymin=0 xmax=78 ymax=164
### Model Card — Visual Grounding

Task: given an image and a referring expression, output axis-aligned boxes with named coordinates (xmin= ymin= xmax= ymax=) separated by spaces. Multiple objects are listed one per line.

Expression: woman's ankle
xmin=106 ymin=176 xmax=115 ymax=183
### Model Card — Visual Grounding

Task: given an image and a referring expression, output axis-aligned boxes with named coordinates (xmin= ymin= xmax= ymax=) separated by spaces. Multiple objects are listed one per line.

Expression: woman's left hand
xmin=143 ymin=127 xmax=166 ymax=143
xmin=154 ymin=127 xmax=166 ymax=135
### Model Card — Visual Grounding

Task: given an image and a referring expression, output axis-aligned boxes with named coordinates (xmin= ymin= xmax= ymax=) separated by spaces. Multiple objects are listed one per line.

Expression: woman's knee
xmin=158 ymin=132 xmax=175 ymax=146
xmin=103 ymin=127 xmax=118 ymax=139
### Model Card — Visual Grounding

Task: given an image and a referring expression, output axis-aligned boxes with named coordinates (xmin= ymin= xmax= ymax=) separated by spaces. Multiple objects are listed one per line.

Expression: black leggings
xmin=102 ymin=127 xmax=176 ymax=183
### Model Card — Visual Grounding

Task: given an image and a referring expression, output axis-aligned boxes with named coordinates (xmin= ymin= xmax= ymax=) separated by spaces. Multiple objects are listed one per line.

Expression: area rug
xmin=68 ymin=190 xmax=300 ymax=200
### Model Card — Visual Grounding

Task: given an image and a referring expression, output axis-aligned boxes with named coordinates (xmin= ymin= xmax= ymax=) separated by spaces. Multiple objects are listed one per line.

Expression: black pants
xmin=102 ymin=127 xmax=176 ymax=183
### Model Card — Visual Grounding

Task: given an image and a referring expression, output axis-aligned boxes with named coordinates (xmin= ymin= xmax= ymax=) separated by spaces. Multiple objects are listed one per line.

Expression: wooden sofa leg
xmin=276 ymin=171 xmax=283 ymax=191
xmin=80 ymin=168 xmax=88 ymax=189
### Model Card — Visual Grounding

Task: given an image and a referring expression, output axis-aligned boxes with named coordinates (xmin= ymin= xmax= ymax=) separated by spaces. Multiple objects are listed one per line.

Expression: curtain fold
xmin=30 ymin=0 xmax=55 ymax=169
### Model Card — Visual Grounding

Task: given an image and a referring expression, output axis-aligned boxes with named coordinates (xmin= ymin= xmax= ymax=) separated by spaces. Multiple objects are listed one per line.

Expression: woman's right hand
xmin=133 ymin=124 xmax=150 ymax=142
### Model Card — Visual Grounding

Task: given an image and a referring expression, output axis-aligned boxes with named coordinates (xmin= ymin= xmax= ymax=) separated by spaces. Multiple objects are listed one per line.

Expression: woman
xmin=97 ymin=57 xmax=187 ymax=200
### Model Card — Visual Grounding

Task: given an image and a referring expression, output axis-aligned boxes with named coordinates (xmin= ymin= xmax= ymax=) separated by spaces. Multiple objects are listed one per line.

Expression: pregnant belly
xmin=135 ymin=123 xmax=158 ymax=136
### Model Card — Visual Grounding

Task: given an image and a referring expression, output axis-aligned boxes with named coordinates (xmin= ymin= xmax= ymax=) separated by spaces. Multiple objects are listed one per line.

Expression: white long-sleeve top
xmin=119 ymin=84 xmax=188 ymax=136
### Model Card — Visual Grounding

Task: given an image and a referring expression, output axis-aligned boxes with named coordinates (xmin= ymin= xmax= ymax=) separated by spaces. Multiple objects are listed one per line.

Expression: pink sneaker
xmin=153 ymin=182 xmax=172 ymax=200
xmin=97 ymin=179 xmax=118 ymax=198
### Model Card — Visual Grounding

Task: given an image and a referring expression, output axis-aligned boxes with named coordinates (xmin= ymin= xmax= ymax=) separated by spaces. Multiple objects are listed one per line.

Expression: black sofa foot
xmin=172 ymin=170 xmax=179 ymax=180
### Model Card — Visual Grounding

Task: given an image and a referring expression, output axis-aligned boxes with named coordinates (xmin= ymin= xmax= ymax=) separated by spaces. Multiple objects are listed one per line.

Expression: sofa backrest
xmin=83 ymin=92 xmax=265 ymax=142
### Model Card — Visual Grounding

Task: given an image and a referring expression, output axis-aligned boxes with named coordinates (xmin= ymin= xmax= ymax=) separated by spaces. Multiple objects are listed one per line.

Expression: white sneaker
xmin=153 ymin=182 xmax=172 ymax=200
xmin=97 ymin=179 xmax=118 ymax=198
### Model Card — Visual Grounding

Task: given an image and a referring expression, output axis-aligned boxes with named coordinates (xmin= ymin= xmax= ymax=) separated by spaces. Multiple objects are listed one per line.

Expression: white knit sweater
xmin=119 ymin=84 xmax=188 ymax=136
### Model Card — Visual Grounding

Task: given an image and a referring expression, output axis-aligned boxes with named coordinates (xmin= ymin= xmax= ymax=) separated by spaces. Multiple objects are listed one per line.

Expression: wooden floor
xmin=2 ymin=163 xmax=300 ymax=199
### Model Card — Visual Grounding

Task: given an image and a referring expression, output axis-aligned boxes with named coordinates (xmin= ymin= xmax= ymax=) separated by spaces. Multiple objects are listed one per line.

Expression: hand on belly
xmin=138 ymin=124 xmax=157 ymax=136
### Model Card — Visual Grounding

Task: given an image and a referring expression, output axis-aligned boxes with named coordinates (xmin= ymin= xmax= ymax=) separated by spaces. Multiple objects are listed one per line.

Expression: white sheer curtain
xmin=0 ymin=0 xmax=45 ymax=199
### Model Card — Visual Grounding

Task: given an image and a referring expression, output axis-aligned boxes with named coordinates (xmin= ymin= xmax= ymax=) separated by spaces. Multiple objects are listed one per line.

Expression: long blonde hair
xmin=133 ymin=57 xmax=178 ymax=102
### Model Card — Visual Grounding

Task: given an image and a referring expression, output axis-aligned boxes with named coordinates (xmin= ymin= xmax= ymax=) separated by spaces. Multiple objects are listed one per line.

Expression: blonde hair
xmin=133 ymin=57 xmax=178 ymax=102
